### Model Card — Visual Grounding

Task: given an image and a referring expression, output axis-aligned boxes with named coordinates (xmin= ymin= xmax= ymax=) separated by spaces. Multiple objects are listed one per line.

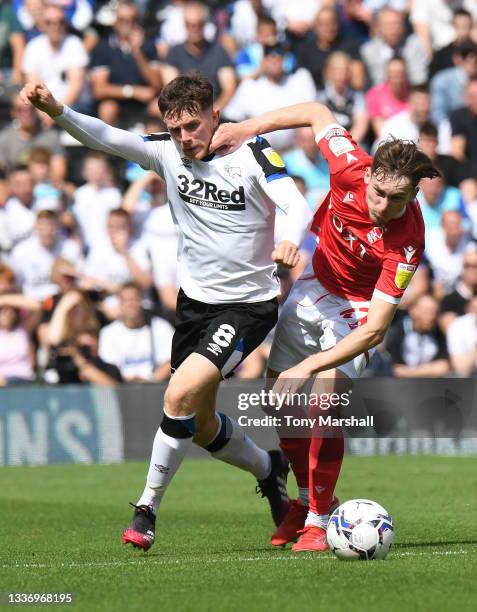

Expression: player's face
xmin=364 ymin=168 xmax=417 ymax=225
xmin=165 ymin=108 xmax=220 ymax=160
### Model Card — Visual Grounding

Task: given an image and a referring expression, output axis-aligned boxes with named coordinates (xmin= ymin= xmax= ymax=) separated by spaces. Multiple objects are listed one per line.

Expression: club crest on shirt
xmin=395 ymin=262 xmax=416 ymax=289
xmin=224 ymin=165 xmax=242 ymax=178
xmin=181 ymin=157 xmax=192 ymax=169
xmin=264 ymin=150 xmax=285 ymax=168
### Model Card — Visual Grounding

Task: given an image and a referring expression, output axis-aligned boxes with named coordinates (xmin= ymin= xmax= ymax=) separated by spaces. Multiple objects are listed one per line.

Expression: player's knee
xmin=163 ymin=381 xmax=194 ymax=417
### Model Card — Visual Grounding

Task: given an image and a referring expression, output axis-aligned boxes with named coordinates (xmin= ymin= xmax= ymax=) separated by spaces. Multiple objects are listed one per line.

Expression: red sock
xmin=279 ymin=436 xmax=310 ymax=488
xmin=309 ymin=434 xmax=344 ymax=515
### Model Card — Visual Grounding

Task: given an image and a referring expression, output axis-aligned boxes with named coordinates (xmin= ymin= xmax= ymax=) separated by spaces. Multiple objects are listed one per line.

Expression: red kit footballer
xmin=211 ymin=102 xmax=441 ymax=552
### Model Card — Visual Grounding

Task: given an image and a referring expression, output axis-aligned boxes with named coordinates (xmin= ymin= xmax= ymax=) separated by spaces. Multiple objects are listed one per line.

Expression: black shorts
xmin=171 ymin=289 xmax=278 ymax=377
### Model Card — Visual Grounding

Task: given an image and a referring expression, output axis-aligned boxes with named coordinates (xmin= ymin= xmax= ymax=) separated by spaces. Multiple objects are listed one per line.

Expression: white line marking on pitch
xmin=0 ymin=549 xmax=470 ymax=570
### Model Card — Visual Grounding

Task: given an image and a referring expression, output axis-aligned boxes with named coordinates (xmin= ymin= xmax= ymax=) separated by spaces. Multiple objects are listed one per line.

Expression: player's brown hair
xmin=158 ymin=71 xmax=214 ymax=120
xmin=372 ymin=138 xmax=441 ymax=188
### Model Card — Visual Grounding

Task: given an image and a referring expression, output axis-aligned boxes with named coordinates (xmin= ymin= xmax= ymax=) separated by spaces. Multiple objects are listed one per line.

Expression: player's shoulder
xmin=142 ymin=132 xmax=172 ymax=143
xmin=315 ymin=123 xmax=372 ymax=168
xmin=244 ymin=136 xmax=288 ymax=178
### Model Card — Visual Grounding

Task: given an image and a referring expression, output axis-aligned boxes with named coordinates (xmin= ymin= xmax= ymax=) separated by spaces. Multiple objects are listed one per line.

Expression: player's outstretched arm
xmin=273 ymin=296 xmax=398 ymax=394
xmin=20 ymin=82 xmax=151 ymax=169
xmin=210 ymin=103 xmax=338 ymax=155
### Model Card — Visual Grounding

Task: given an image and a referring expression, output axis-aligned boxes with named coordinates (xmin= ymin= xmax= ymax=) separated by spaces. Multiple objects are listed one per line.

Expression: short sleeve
xmin=246 ymin=136 xmax=289 ymax=184
xmin=214 ymin=43 xmax=234 ymax=69
xmin=315 ymin=123 xmax=372 ymax=178
xmin=90 ymin=40 xmax=111 ymax=71
xmin=374 ymin=245 xmax=424 ymax=304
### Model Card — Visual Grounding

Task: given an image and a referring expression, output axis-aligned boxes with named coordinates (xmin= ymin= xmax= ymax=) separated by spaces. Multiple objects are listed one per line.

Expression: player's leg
xmin=292 ymin=300 xmax=371 ymax=553
xmin=190 ymin=300 xmax=290 ymax=526
xmin=122 ymin=353 xmax=221 ymax=550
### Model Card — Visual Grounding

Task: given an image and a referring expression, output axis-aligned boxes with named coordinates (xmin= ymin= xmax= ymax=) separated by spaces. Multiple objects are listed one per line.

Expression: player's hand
xmin=272 ymin=240 xmax=300 ymax=268
xmin=20 ymin=82 xmax=63 ymax=117
xmin=210 ymin=122 xmax=249 ymax=155
xmin=272 ymin=360 xmax=316 ymax=397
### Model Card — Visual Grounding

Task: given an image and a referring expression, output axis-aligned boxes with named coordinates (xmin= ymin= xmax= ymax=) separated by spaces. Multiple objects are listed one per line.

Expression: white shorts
xmin=268 ymin=265 xmax=374 ymax=379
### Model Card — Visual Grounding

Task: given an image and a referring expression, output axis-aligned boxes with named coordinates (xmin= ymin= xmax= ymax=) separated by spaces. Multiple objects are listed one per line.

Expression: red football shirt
xmin=310 ymin=124 xmax=425 ymax=303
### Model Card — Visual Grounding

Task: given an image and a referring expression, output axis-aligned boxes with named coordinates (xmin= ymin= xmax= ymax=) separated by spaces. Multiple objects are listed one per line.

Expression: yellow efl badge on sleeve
xmin=265 ymin=150 xmax=285 ymax=168
xmin=395 ymin=262 xmax=416 ymax=289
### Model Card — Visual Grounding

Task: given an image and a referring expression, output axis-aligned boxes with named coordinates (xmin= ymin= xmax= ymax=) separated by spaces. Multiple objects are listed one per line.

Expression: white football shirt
xmin=56 ymin=107 xmax=312 ymax=303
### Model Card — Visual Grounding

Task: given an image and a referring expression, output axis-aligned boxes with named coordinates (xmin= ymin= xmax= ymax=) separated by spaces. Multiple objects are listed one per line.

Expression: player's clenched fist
xmin=272 ymin=240 xmax=300 ymax=268
xmin=20 ymin=82 xmax=63 ymax=118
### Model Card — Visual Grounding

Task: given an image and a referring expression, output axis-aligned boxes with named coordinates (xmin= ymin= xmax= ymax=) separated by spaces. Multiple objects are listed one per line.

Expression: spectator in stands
xmin=431 ymin=40 xmax=477 ymax=124
xmin=0 ymin=94 xmax=66 ymax=180
xmin=425 ymin=210 xmax=472 ymax=297
xmin=0 ymin=298 xmax=35 ymax=385
xmin=38 ymin=257 xmax=107 ymax=350
xmin=366 ymin=57 xmax=411 ymax=137
xmin=296 ymin=6 xmax=364 ymax=91
xmin=450 ymin=78 xmax=477 ymax=206
xmin=229 ymin=0 xmax=266 ymax=50
xmin=22 ymin=4 xmax=88 ymax=114
xmin=411 ymin=0 xmax=477 ymax=59
xmin=440 ymin=248 xmax=477 ymax=332
xmin=262 ymin=0 xmax=322 ymax=39
xmin=235 ymin=15 xmax=287 ymax=81
xmin=418 ymin=122 xmax=463 ymax=189
xmin=376 ymin=86 xmax=451 ymax=153
xmin=336 ymin=0 xmax=372 ymax=45
xmin=0 ymin=0 xmax=25 ymax=87
xmin=1 ymin=166 xmax=37 ymax=248
xmin=39 ymin=287 xmax=102 ymax=360
xmin=224 ymin=41 xmax=316 ymax=150
xmin=8 ymin=209 xmax=80 ymax=300
xmin=157 ymin=0 xmax=217 ymax=56
xmin=27 ymin=148 xmax=64 ymax=212
xmin=430 ymin=9 xmax=475 ymax=78
xmin=283 ymin=128 xmax=329 ymax=210
xmin=122 ymin=171 xmax=178 ymax=317
xmin=447 ymin=294 xmax=477 ymax=375
xmin=89 ymin=0 xmax=162 ymax=126
xmin=162 ymin=1 xmax=236 ymax=112
xmin=82 ymin=208 xmax=152 ymax=299
xmin=43 ymin=326 xmax=122 ymax=385
xmin=318 ymin=51 xmax=368 ymax=145
xmin=418 ymin=175 xmax=462 ymax=236
xmin=386 ymin=294 xmax=450 ymax=377
xmin=72 ymin=152 xmax=121 ymax=250
xmin=99 ymin=282 xmax=173 ymax=382
xmin=361 ymin=7 xmax=428 ymax=86
xmin=15 ymin=0 xmax=94 ymax=36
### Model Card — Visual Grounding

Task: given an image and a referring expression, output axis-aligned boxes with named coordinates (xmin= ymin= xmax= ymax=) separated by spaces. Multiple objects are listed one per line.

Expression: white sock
xmin=298 ymin=487 xmax=309 ymax=506
xmin=208 ymin=414 xmax=271 ymax=480
xmin=305 ymin=510 xmax=329 ymax=530
xmin=137 ymin=420 xmax=193 ymax=513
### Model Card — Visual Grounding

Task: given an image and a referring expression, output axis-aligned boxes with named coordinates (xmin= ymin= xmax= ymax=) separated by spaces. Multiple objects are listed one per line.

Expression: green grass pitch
xmin=1 ymin=456 xmax=476 ymax=612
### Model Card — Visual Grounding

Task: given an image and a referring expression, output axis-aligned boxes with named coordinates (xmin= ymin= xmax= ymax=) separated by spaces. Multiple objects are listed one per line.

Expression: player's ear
xmin=212 ymin=107 xmax=220 ymax=127
xmin=364 ymin=167 xmax=371 ymax=185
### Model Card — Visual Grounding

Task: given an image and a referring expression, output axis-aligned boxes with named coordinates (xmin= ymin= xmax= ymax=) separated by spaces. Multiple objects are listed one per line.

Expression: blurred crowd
xmin=1 ymin=0 xmax=477 ymax=386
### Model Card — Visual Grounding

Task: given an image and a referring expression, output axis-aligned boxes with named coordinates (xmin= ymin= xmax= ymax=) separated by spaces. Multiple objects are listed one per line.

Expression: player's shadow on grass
xmin=395 ymin=539 xmax=477 ymax=549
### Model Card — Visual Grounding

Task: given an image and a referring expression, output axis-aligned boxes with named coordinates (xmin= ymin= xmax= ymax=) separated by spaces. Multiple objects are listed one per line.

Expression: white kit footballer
xmin=55 ymin=106 xmax=312 ymax=304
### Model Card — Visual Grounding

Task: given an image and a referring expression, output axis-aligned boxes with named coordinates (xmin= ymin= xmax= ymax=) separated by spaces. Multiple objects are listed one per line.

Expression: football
xmin=327 ymin=499 xmax=395 ymax=560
